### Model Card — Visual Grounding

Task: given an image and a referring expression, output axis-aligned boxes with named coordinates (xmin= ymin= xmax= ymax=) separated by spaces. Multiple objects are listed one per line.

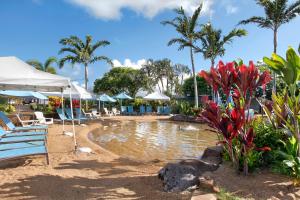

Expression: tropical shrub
xmin=273 ymin=136 xmax=300 ymax=184
xmin=252 ymin=118 xmax=286 ymax=167
xmin=199 ymin=60 xmax=271 ymax=175
xmin=48 ymin=96 xmax=61 ymax=108
xmin=0 ymin=104 xmax=16 ymax=114
xmin=263 ymin=47 xmax=300 ymax=156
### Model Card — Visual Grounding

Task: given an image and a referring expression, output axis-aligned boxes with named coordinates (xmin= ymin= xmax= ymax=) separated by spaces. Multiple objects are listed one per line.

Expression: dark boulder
xmin=201 ymin=145 xmax=223 ymax=165
xmin=158 ymin=146 xmax=223 ymax=192
xmin=158 ymin=159 xmax=218 ymax=192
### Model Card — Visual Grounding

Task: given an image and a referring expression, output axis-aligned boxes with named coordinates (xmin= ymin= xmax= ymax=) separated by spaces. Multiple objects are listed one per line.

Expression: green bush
xmin=253 ymin=118 xmax=286 ymax=167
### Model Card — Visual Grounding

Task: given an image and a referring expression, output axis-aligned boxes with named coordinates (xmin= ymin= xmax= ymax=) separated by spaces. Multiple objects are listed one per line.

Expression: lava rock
xmin=158 ymin=159 xmax=218 ymax=192
xmin=201 ymin=145 xmax=223 ymax=165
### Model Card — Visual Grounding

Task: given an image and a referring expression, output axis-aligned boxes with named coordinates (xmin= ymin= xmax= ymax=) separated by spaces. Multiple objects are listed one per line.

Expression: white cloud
xmin=225 ymin=5 xmax=238 ymax=14
xmin=67 ymin=0 xmax=214 ymax=20
xmin=112 ymin=58 xmax=147 ymax=69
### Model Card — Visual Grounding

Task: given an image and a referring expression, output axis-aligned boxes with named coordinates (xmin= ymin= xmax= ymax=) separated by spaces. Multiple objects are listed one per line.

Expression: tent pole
xmin=61 ymin=89 xmax=65 ymax=133
xmin=79 ymin=97 xmax=81 ymax=124
xmin=69 ymin=89 xmax=77 ymax=150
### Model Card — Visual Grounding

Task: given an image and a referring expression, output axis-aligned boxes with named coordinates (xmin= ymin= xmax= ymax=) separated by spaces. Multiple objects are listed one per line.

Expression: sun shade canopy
xmin=0 ymin=56 xmax=70 ymax=92
xmin=41 ymin=82 xmax=95 ymax=99
xmin=143 ymin=92 xmax=170 ymax=101
xmin=0 ymin=90 xmax=48 ymax=100
xmin=98 ymin=94 xmax=116 ymax=102
xmin=114 ymin=92 xmax=133 ymax=100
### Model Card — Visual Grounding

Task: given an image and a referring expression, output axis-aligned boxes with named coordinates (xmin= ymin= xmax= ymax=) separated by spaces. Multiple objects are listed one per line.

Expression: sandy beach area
xmin=0 ymin=116 xmax=191 ymax=200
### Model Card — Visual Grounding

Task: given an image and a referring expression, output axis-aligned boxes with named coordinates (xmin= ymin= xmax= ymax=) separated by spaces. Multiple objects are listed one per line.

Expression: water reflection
xmin=92 ymin=120 xmax=217 ymax=162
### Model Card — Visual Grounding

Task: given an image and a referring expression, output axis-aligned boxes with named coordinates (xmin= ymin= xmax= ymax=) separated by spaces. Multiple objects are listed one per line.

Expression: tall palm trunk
xmin=190 ymin=46 xmax=199 ymax=108
xmin=211 ymin=58 xmax=215 ymax=102
xmin=273 ymin=28 xmax=278 ymax=93
xmin=84 ymin=64 xmax=88 ymax=111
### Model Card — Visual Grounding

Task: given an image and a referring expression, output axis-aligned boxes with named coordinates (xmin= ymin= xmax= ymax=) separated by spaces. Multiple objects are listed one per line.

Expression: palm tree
xmin=27 ymin=57 xmax=57 ymax=74
xmin=161 ymin=4 xmax=203 ymax=108
xmin=239 ymin=0 xmax=300 ymax=91
xmin=59 ymin=35 xmax=112 ymax=90
xmin=195 ymin=23 xmax=247 ymax=67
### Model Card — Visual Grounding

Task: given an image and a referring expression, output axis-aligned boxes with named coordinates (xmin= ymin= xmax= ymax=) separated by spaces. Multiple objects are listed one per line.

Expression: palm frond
xmin=59 ymin=55 xmax=79 ymax=68
xmin=44 ymin=57 xmax=57 ymax=70
xmin=189 ymin=4 xmax=202 ymax=33
xmin=222 ymin=29 xmax=247 ymax=45
xmin=27 ymin=60 xmax=43 ymax=71
xmin=238 ymin=16 xmax=273 ymax=28
xmin=90 ymin=56 xmax=112 ymax=66
xmin=90 ymin=40 xmax=110 ymax=53
xmin=59 ymin=47 xmax=80 ymax=55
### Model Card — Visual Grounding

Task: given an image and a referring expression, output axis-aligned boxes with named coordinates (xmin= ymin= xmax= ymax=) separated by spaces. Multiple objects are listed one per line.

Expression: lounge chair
xmin=82 ymin=109 xmax=93 ymax=119
xmin=127 ymin=106 xmax=136 ymax=115
xmin=0 ymin=133 xmax=49 ymax=165
xmin=112 ymin=108 xmax=120 ymax=116
xmin=64 ymin=108 xmax=80 ymax=122
xmin=157 ymin=106 xmax=164 ymax=115
xmin=15 ymin=114 xmax=40 ymax=127
xmin=103 ymin=108 xmax=113 ymax=117
xmin=74 ymin=108 xmax=89 ymax=121
xmin=0 ymin=112 xmax=47 ymax=132
xmin=163 ymin=106 xmax=171 ymax=115
xmin=34 ymin=112 xmax=53 ymax=125
xmin=0 ymin=144 xmax=49 ymax=165
xmin=139 ymin=105 xmax=145 ymax=115
xmin=121 ymin=106 xmax=127 ymax=115
xmin=146 ymin=106 xmax=152 ymax=114
xmin=56 ymin=108 xmax=72 ymax=121
xmin=91 ymin=109 xmax=101 ymax=119
xmin=0 ymin=128 xmax=47 ymax=138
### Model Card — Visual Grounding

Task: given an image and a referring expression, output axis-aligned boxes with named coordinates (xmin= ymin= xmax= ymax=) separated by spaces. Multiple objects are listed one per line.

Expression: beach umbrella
xmin=143 ymin=92 xmax=170 ymax=101
xmin=114 ymin=92 xmax=133 ymax=107
xmin=98 ymin=94 xmax=116 ymax=110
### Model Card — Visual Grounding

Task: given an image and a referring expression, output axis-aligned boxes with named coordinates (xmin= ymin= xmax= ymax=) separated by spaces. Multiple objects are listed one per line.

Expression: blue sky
xmin=0 ymin=0 xmax=299 ymax=89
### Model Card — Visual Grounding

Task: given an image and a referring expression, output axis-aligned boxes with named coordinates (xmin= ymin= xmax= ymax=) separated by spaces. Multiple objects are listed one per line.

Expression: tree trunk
xmin=273 ymin=28 xmax=278 ymax=93
xmin=211 ymin=59 xmax=215 ymax=102
xmin=84 ymin=64 xmax=88 ymax=111
xmin=190 ymin=47 xmax=199 ymax=108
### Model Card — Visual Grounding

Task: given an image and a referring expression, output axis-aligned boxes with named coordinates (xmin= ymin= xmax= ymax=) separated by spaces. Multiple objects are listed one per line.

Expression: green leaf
xmin=283 ymin=160 xmax=295 ymax=168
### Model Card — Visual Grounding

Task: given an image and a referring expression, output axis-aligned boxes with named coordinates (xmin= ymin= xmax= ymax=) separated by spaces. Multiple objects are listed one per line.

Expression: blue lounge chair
xmin=163 ymin=106 xmax=171 ymax=115
xmin=146 ymin=106 xmax=152 ymax=114
xmin=0 ymin=141 xmax=45 ymax=151
xmin=121 ymin=106 xmax=127 ymax=115
xmin=0 ymin=112 xmax=47 ymax=132
xmin=64 ymin=108 xmax=80 ymax=122
xmin=0 ymin=145 xmax=48 ymax=164
xmin=127 ymin=106 xmax=136 ymax=115
xmin=56 ymin=108 xmax=71 ymax=121
xmin=0 ymin=127 xmax=47 ymax=143
xmin=139 ymin=105 xmax=145 ymax=115
xmin=74 ymin=108 xmax=88 ymax=121
xmin=157 ymin=106 xmax=164 ymax=115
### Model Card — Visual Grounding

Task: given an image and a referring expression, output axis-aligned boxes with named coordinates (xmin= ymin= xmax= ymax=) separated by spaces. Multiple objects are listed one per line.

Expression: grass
xmin=217 ymin=188 xmax=241 ymax=200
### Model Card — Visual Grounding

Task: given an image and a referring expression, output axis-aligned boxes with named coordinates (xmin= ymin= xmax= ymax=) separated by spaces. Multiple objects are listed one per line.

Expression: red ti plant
xmin=199 ymin=61 xmax=271 ymax=175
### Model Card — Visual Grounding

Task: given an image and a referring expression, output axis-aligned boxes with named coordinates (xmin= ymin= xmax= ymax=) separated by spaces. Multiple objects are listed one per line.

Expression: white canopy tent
xmin=42 ymin=82 xmax=95 ymax=124
xmin=143 ymin=91 xmax=170 ymax=101
xmin=0 ymin=56 xmax=77 ymax=149
xmin=41 ymin=82 xmax=94 ymax=100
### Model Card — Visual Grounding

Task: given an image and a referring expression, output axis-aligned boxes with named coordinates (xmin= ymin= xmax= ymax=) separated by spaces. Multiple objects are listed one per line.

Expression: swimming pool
xmin=90 ymin=120 xmax=217 ymax=162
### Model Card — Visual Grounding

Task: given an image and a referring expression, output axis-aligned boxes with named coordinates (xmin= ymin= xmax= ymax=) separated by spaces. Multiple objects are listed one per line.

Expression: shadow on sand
xmin=0 ymin=158 xmax=189 ymax=200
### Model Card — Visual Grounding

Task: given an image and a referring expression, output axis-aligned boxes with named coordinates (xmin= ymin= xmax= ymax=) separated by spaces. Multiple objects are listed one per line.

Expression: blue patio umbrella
xmin=113 ymin=92 xmax=132 ymax=107
xmin=98 ymin=94 xmax=116 ymax=110
xmin=0 ymin=90 xmax=48 ymax=100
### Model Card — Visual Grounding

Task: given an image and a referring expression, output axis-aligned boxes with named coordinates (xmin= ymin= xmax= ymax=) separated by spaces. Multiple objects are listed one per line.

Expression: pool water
xmin=90 ymin=120 xmax=217 ymax=162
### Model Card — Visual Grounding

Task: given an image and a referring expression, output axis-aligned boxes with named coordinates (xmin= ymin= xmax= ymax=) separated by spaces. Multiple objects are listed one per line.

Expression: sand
xmin=1 ymin=115 xmax=299 ymax=200
xmin=0 ymin=116 xmax=191 ymax=200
